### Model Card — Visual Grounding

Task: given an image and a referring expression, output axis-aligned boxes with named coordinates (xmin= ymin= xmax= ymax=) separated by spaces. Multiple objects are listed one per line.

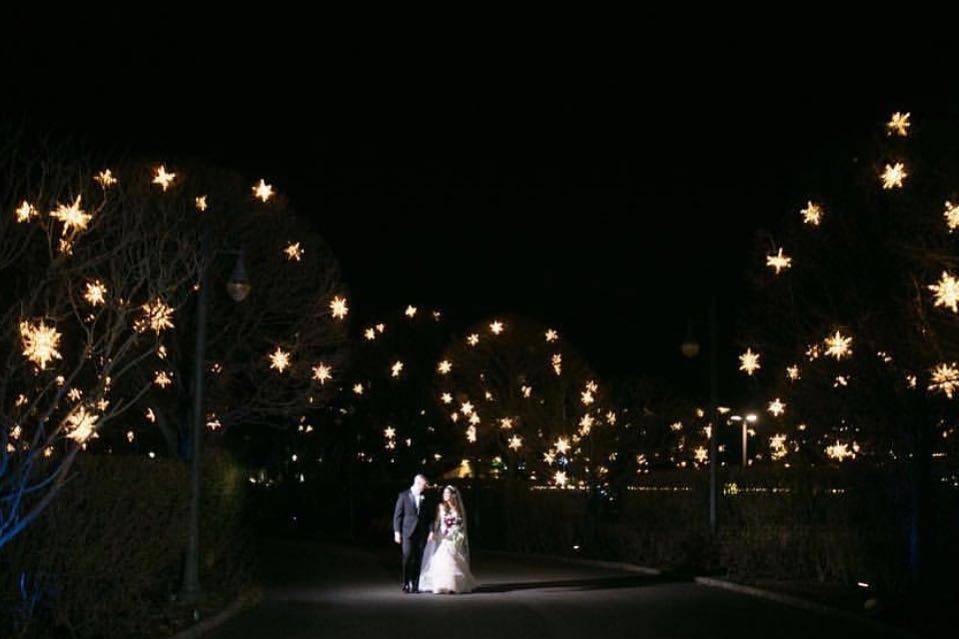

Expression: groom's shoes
xmin=402 ymin=583 xmax=410 ymax=593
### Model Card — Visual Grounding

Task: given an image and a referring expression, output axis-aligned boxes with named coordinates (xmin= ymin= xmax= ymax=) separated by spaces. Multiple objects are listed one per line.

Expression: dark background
xmin=4 ymin=39 xmax=956 ymax=396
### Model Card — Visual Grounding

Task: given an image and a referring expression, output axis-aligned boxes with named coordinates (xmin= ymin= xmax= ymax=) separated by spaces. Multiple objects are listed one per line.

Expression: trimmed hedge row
xmin=0 ymin=451 xmax=251 ymax=638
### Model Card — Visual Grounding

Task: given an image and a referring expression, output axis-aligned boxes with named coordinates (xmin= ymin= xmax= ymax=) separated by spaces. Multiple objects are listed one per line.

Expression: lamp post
xmin=181 ymin=243 xmax=250 ymax=603
xmin=681 ymin=293 xmax=719 ymax=534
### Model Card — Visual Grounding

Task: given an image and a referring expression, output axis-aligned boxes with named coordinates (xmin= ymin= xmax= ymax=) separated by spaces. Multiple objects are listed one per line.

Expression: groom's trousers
xmin=402 ymin=532 xmax=426 ymax=588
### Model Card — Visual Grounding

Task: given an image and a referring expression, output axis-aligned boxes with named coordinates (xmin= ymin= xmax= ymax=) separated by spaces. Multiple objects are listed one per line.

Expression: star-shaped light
xmin=545 ymin=329 xmax=559 ymax=342
xmin=508 ymin=435 xmax=522 ymax=450
xmin=944 ymin=201 xmax=959 ymax=233
xmin=786 ymin=365 xmax=800 ymax=381
xmin=19 ymin=320 xmax=62 ymax=370
xmin=330 ymin=296 xmax=349 ymax=319
xmin=929 ymin=271 xmax=959 ymax=314
xmin=606 ymin=411 xmax=617 ymax=425
xmin=364 ymin=327 xmax=376 ymax=340
xmin=581 ymin=389 xmax=594 ymax=405
xmin=578 ymin=414 xmax=595 ymax=435
xmin=553 ymin=471 xmax=568 ymax=487
xmin=739 ymin=348 xmax=761 ymax=376
xmin=694 ymin=446 xmax=708 ymax=464
xmin=767 ymin=397 xmax=786 ymax=417
xmin=460 ymin=401 xmax=474 ymax=416
xmin=284 ymin=242 xmax=304 ymax=261
xmin=153 ymin=165 xmax=176 ymax=191
xmin=353 ymin=383 xmax=364 ymax=395
xmin=551 ymin=353 xmax=562 ymax=375
xmin=94 ymin=169 xmax=117 ymax=188
xmin=65 ymin=405 xmax=99 ymax=443
xmin=801 ymin=201 xmax=823 ymax=226
xmin=466 ymin=426 xmax=477 ymax=443
xmin=136 ymin=299 xmax=174 ymax=334
xmin=405 ymin=305 xmax=417 ymax=318
xmin=384 ymin=426 xmax=396 ymax=440
xmin=770 ymin=434 xmax=788 ymax=460
xmin=15 ymin=200 xmax=38 ymax=223
xmin=499 ymin=417 xmax=514 ymax=430
xmin=929 ymin=362 xmax=959 ymax=399
xmin=269 ymin=346 xmax=291 ymax=373
xmin=83 ymin=280 xmax=107 ymax=306
xmin=437 ymin=360 xmax=452 ymax=374
xmin=765 ymin=247 xmax=792 ymax=274
xmin=467 ymin=333 xmax=480 ymax=346
xmin=554 ymin=437 xmax=570 ymax=455
xmin=881 ymin=163 xmax=907 ymax=189
xmin=195 ymin=195 xmax=208 ymax=212
xmin=440 ymin=393 xmax=453 ymax=404
xmin=824 ymin=330 xmax=852 ymax=360
xmin=825 ymin=441 xmax=856 ymax=462
xmin=312 ymin=363 xmax=332 ymax=384
xmin=543 ymin=451 xmax=556 ymax=465
xmin=50 ymin=196 xmax=91 ymax=234
xmin=154 ymin=370 xmax=173 ymax=388
xmin=490 ymin=320 xmax=504 ymax=334
xmin=886 ymin=111 xmax=911 ymax=137
xmin=252 ymin=179 xmax=274 ymax=202
xmin=391 ymin=361 xmax=404 ymax=378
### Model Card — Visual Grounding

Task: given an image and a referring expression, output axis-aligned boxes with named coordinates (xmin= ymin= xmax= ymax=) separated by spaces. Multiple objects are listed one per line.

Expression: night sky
xmin=5 ymin=46 xmax=956 ymax=396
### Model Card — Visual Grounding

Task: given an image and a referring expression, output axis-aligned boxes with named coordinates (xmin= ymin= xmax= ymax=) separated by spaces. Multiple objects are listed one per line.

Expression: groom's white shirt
xmin=410 ymin=488 xmax=422 ymax=512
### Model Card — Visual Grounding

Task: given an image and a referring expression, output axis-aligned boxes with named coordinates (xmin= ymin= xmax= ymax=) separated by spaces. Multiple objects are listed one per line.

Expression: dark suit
xmin=393 ymin=489 xmax=431 ymax=589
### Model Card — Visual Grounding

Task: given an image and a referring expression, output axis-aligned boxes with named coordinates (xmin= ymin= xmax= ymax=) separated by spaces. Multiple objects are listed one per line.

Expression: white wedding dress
xmin=418 ymin=504 xmax=476 ymax=594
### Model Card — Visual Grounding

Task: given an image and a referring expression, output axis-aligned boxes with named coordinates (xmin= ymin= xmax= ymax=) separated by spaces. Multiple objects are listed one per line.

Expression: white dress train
xmin=418 ymin=505 xmax=476 ymax=594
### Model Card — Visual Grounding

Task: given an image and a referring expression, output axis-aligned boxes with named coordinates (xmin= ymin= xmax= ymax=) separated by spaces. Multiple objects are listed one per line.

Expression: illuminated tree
xmin=0 ymin=133 xmax=199 ymax=546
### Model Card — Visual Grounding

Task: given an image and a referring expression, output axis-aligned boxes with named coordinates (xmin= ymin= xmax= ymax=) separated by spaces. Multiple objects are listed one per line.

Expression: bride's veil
xmin=418 ymin=484 xmax=469 ymax=583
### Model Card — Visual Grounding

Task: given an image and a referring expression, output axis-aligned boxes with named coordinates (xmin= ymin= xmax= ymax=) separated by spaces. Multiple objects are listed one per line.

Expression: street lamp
xmin=181 ymin=247 xmax=250 ymax=603
xmin=681 ymin=294 xmax=719 ymax=535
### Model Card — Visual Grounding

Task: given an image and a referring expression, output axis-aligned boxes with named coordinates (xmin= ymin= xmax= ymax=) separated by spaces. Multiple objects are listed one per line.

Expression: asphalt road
xmin=206 ymin=541 xmax=901 ymax=639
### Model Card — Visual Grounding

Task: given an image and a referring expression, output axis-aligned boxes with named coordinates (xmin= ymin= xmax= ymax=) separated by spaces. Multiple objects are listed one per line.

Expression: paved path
xmin=207 ymin=541 xmax=901 ymax=639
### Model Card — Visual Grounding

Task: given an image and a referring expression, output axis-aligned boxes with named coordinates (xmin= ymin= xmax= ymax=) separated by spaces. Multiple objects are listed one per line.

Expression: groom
xmin=393 ymin=474 xmax=431 ymax=593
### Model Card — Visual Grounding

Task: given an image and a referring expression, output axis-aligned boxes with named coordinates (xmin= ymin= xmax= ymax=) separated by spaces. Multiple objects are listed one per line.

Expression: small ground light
xmin=857 ymin=581 xmax=870 ymax=588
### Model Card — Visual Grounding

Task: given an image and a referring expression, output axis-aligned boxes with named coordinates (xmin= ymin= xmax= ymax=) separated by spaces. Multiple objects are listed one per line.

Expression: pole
xmin=707 ymin=293 xmax=718 ymax=535
xmin=741 ymin=422 xmax=747 ymax=468
xmin=182 ymin=234 xmax=209 ymax=602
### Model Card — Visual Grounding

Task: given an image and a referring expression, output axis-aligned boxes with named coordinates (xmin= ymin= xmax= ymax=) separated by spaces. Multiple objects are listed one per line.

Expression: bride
xmin=418 ymin=485 xmax=476 ymax=594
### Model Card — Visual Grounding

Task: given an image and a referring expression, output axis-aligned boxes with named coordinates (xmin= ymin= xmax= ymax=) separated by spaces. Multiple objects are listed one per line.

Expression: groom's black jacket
xmin=393 ymin=490 xmax=432 ymax=539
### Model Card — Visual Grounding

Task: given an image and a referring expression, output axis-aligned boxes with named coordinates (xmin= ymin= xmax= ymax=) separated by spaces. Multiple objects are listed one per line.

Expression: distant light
xmin=745 ymin=414 xmax=758 ymax=423
xmin=857 ymin=581 xmax=870 ymax=589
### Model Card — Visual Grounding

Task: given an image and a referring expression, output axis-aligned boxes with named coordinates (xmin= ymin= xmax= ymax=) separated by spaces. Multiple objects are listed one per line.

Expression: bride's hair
xmin=442 ymin=485 xmax=463 ymax=513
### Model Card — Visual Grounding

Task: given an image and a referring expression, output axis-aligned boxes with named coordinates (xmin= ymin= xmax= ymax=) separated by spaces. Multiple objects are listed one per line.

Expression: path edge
xmin=481 ymin=549 xmax=660 ymax=575
xmin=168 ymin=589 xmax=261 ymax=639
xmin=694 ymin=576 xmax=919 ymax=639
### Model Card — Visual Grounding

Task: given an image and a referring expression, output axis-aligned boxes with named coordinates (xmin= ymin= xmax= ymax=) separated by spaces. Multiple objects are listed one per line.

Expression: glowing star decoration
xmin=312 ymin=363 xmax=332 ymax=384
xmin=460 ymin=401 xmax=474 ymax=416
xmin=154 ymin=370 xmax=173 ymax=388
xmin=499 ymin=417 xmax=514 ymax=430
xmin=521 ymin=385 xmax=532 ymax=398
xmin=552 ymin=353 xmax=563 ymax=375
xmin=19 ymin=320 xmax=62 ymax=370
xmin=554 ymin=437 xmax=570 ymax=455
xmin=786 ymin=365 xmax=801 ymax=381
xmin=137 ymin=299 xmax=174 ymax=334
xmin=364 ymin=328 xmax=376 ymax=340
xmin=929 ymin=271 xmax=959 ymax=314
xmin=944 ymin=202 xmax=959 ymax=233
xmin=880 ymin=163 xmax=907 ymax=189
xmin=886 ymin=111 xmax=911 ymax=137
xmin=94 ymin=169 xmax=117 ymax=188
xmin=770 ymin=434 xmax=788 ymax=461
xmin=330 ymin=296 xmax=349 ymax=319
xmin=195 ymin=195 xmax=208 ymax=212
xmin=490 ymin=320 xmax=504 ymax=335
xmin=766 ymin=247 xmax=792 ymax=274
xmin=252 ymin=179 xmax=274 ymax=202
xmin=384 ymin=426 xmax=396 ymax=440
xmin=284 ymin=242 xmax=304 ymax=261
xmin=824 ymin=330 xmax=853 ymax=360
xmin=694 ymin=446 xmax=708 ymax=464
xmin=65 ymin=405 xmax=99 ymax=443
xmin=606 ymin=411 xmax=617 ymax=425
xmin=353 ymin=383 xmax=364 ymax=395
xmin=826 ymin=440 xmax=856 ymax=462
xmin=466 ymin=426 xmax=477 ymax=443
xmin=801 ymin=201 xmax=823 ymax=226
xmin=50 ymin=196 xmax=91 ymax=234
xmin=738 ymin=348 xmax=761 ymax=376
xmin=581 ymin=389 xmax=594 ymax=406
xmin=391 ymin=361 xmax=404 ymax=378
xmin=405 ymin=305 xmax=417 ymax=318
xmin=543 ymin=451 xmax=556 ymax=465
xmin=578 ymin=414 xmax=595 ymax=435
xmin=508 ymin=435 xmax=522 ymax=450
xmin=15 ymin=201 xmax=38 ymax=223
xmin=928 ymin=362 xmax=959 ymax=399
xmin=767 ymin=398 xmax=786 ymax=417
xmin=152 ymin=165 xmax=176 ymax=191
xmin=437 ymin=360 xmax=452 ymax=375
xmin=83 ymin=280 xmax=107 ymax=306
xmin=467 ymin=333 xmax=480 ymax=346
xmin=440 ymin=392 xmax=453 ymax=404
xmin=545 ymin=329 xmax=559 ymax=342
xmin=553 ymin=471 xmax=568 ymax=487
xmin=268 ymin=346 xmax=291 ymax=373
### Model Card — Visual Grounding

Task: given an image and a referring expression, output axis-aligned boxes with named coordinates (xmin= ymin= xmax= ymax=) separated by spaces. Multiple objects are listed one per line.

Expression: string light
xmin=801 ymin=201 xmax=823 ymax=226
xmin=19 ymin=320 xmax=62 ymax=370
xmin=50 ymin=196 xmax=91 ymax=234
xmin=83 ymin=280 xmax=107 ymax=306
xmin=739 ymin=348 xmax=761 ymax=376
xmin=15 ymin=201 xmax=38 ymax=223
xmin=284 ymin=242 xmax=304 ymax=261
xmin=94 ymin=169 xmax=117 ymax=188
